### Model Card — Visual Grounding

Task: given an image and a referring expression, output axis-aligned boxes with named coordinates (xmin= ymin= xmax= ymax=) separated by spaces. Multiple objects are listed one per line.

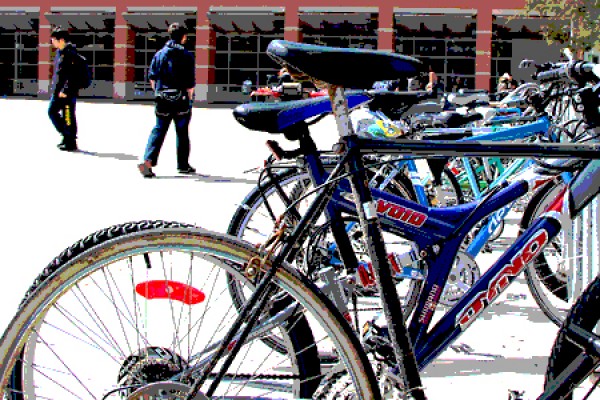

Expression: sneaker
xmin=178 ymin=166 xmax=196 ymax=174
xmin=57 ymin=142 xmax=78 ymax=151
xmin=138 ymin=163 xmax=156 ymax=178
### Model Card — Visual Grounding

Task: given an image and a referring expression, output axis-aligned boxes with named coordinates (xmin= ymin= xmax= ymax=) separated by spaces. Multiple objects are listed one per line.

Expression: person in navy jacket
xmin=138 ymin=22 xmax=196 ymax=178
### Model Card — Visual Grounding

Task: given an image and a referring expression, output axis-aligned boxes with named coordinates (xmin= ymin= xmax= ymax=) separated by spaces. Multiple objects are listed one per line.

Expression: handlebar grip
xmin=572 ymin=61 xmax=600 ymax=81
xmin=535 ymin=61 xmax=600 ymax=83
xmin=535 ymin=63 xmax=569 ymax=82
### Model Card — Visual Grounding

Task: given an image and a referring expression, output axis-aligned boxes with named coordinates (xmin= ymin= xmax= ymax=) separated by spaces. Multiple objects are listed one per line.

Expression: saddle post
xmin=327 ymin=85 xmax=427 ymax=400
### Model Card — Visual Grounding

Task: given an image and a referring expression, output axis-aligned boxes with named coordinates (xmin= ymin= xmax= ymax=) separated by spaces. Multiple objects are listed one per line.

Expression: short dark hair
xmin=168 ymin=23 xmax=187 ymax=43
xmin=50 ymin=27 xmax=69 ymax=41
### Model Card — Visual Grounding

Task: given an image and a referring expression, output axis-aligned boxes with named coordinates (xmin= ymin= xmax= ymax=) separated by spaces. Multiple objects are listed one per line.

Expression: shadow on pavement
xmin=77 ymin=150 xmax=139 ymax=161
xmin=155 ymin=174 xmax=257 ymax=185
xmin=423 ymin=355 xmax=548 ymax=377
xmin=482 ymin=302 xmax=553 ymax=324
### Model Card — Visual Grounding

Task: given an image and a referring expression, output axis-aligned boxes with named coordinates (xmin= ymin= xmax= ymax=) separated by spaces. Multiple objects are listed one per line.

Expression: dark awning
xmin=208 ymin=9 xmax=284 ymax=33
xmin=45 ymin=12 xmax=115 ymax=31
xmin=123 ymin=12 xmax=196 ymax=30
xmin=0 ymin=11 xmax=38 ymax=30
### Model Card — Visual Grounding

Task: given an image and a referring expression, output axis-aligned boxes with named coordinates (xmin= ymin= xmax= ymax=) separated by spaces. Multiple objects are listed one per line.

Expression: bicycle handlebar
xmin=535 ymin=61 xmax=600 ymax=84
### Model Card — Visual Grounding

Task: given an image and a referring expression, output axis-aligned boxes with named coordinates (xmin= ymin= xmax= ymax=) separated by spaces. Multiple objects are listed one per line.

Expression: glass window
xmin=134 ymin=67 xmax=146 ymax=82
xmin=229 ymin=52 xmax=257 ymax=69
xmin=259 ymin=53 xmax=279 ymax=69
xmin=215 ymin=51 xmax=229 ymax=68
xmin=231 ymin=35 xmax=257 ymax=52
xmin=491 ymin=15 xmax=563 ymax=86
xmin=20 ymin=49 xmax=37 ymax=64
xmin=216 ymin=35 xmax=229 ymax=49
xmin=17 ymin=65 xmax=36 ymax=78
xmin=0 ymin=26 xmax=39 ymax=95
xmin=95 ymin=66 xmax=113 ymax=81
xmin=215 ymin=68 xmax=228 ymax=84
xmin=95 ymin=50 xmax=113 ymax=66
xmin=300 ymin=12 xmax=378 ymax=51
xmin=395 ymin=40 xmax=414 ymax=55
xmin=208 ymin=12 xmax=285 ymax=98
xmin=394 ymin=13 xmax=477 ymax=89
xmin=414 ymin=39 xmax=445 ymax=57
xmin=447 ymin=40 xmax=475 ymax=57
xmin=0 ymin=34 xmax=13 ymax=48
xmin=259 ymin=35 xmax=279 ymax=52
xmin=62 ymin=25 xmax=115 ymax=92
xmin=0 ymin=49 xmax=14 ymax=62
xmin=447 ymin=58 xmax=475 ymax=76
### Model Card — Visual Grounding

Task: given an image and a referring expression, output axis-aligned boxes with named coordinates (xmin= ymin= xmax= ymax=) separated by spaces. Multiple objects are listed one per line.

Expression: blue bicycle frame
xmin=294 ymin=115 xmax=592 ymax=372
xmin=340 ymin=115 xmax=552 ymax=269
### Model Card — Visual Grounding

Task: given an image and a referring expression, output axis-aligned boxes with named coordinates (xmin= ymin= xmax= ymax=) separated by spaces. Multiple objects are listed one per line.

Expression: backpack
xmin=71 ymin=51 xmax=92 ymax=90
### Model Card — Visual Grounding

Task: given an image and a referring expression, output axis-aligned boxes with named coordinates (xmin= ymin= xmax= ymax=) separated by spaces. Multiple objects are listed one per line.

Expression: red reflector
xmin=135 ymin=280 xmax=205 ymax=305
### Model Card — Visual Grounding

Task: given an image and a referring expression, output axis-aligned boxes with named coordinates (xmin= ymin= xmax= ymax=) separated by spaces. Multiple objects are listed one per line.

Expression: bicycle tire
xmin=545 ymin=276 xmax=600 ymax=399
xmin=0 ymin=220 xmax=379 ymax=399
xmin=520 ymin=177 xmax=572 ymax=325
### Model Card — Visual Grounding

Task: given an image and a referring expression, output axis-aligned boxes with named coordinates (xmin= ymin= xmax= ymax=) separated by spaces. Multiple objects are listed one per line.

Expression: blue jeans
xmin=143 ymin=107 xmax=191 ymax=169
xmin=48 ymin=95 xmax=77 ymax=142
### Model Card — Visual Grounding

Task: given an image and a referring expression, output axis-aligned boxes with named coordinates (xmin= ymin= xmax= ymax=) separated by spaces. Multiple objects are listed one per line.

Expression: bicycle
xmin=228 ymin=78 xmax=568 ymax=328
xmin=2 ymin=40 xmax=600 ymax=400
xmin=236 ymin=40 xmax=600 ymax=399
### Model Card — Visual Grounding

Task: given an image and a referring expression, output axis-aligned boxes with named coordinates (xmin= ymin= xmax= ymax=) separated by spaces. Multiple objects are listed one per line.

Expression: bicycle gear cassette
xmin=440 ymin=251 xmax=480 ymax=306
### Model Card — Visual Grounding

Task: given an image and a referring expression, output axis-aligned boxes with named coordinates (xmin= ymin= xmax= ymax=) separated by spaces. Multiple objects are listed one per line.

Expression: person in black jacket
xmin=138 ymin=22 xmax=196 ymax=178
xmin=48 ymin=28 xmax=80 ymax=151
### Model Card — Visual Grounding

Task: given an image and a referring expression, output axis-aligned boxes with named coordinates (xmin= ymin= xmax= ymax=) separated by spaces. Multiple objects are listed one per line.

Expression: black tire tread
xmin=21 ymin=220 xmax=194 ymax=307
xmin=545 ymin=276 xmax=600 ymax=399
xmin=10 ymin=219 xmax=326 ymax=398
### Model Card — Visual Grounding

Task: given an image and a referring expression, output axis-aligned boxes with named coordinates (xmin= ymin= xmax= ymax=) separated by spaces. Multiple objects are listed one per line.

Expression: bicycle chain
xmin=207 ymin=372 xmax=300 ymax=380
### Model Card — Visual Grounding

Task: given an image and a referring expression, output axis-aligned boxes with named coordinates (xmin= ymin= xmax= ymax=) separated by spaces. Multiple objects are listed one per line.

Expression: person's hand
xmin=58 ymin=92 xmax=67 ymax=98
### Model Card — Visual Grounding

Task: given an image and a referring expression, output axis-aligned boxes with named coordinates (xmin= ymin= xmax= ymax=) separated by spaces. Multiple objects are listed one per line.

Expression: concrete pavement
xmin=0 ymin=98 xmax=565 ymax=399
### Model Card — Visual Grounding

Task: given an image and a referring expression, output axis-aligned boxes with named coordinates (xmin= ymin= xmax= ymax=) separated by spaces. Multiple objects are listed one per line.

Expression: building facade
xmin=0 ymin=1 xmax=564 ymax=103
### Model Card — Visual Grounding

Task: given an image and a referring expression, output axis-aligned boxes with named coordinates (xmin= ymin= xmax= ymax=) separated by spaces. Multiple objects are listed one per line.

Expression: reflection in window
xmin=210 ymin=11 xmax=284 ymax=96
xmin=491 ymin=15 xmax=563 ymax=89
xmin=395 ymin=13 xmax=477 ymax=89
xmin=300 ymin=12 xmax=378 ymax=50
xmin=69 ymin=27 xmax=115 ymax=86
xmin=0 ymin=25 xmax=39 ymax=95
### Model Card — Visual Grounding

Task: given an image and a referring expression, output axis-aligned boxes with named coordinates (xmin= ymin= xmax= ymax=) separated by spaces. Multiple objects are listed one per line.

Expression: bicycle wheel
xmin=544 ymin=276 xmax=600 ymax=399
xmin=520 ymin=177 xmax=573 ymax=325
xmin=0 ymin=221 xmax=379 ymax=399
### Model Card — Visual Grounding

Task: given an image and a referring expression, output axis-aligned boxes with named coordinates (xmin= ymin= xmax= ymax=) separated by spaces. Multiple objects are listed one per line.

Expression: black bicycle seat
xmin=267 ymin=40 xmax=425 ymax=89
xmin=233 ymin=91 xmax=371 ymax=134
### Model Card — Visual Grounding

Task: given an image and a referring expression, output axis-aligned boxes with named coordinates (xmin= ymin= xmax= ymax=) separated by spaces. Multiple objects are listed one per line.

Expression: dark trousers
xmin=48 ymin=95 xmax=77 ymax=142
xmin=143 ymin=109 xmax=191 ymax=169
